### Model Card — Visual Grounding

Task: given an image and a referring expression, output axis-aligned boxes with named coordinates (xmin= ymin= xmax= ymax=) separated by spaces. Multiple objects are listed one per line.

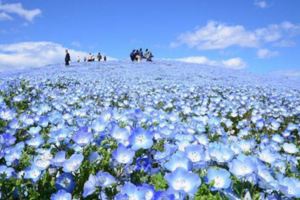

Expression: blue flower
xmin=208 ymin=142 xmax=234 ymax=163
xmin=72 ymin=126 xmax=93 ymax=146
xmin=279 ymin=177 xmax=300 ymax=198
xmin=206 ymin=168 xmax=231 ymax=190
xmin=83 ymin=174 xmax=97 ymax=198
xmin=51 ymin=151 xmax=66 ymax=167
xmin=111 ymin=125 xmax=130 ymax=144
xmin=50 ymin=189 xmax=72 ymax=200
xmin=88 ymin=151 xmax=101 ymax=163
xmin=63 ymin=153 xmax=84 ymax=172
xmin=129 ymin=128 xmax=153 ymax=150
xmin=96 ymin=171 xmax=116 ymax=187
xmin=55 ymin=173 xmax=75 ymax=193
xmin=118 ymin=182 xmax=146 ymax=200
xmin=229 ymin=155 xmax=257 ymax=178
xmin=26 ymin=134 xmax=44 ymax=148
xmin=184 ymin=144 xmax=205 ymax=163
xmin=165 ymin=168 xmax=201 ymax=196
xmin=112 ymin=144 xmax=135 ymax=164
xmin=164 ymin=152 xmax=192 ymax=172
xmin=24 ymin=166 xmax=41 ymax=182
xmin=0 ymin=165 xmax=15 ymax=179
xmin=282 ymin=143 xmax=299 ymax=154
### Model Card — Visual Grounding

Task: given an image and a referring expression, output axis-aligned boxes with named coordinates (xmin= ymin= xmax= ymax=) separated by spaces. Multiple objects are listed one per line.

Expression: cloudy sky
xmin=0 ymin=0 xmax=300 ymax=75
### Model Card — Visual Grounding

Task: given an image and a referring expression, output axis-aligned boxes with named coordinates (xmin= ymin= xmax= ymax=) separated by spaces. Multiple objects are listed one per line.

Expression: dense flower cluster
xmin=0 ymin=62 xmax=299 ymax=199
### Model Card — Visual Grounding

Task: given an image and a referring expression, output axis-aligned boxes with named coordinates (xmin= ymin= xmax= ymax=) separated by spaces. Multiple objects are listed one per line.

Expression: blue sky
xmin=0 ymin=0 xmax=300 ymax=75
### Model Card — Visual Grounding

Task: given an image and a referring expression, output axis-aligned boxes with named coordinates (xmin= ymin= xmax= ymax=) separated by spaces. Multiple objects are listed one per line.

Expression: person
xmin=97 ymin=53 xmax=102 ymax=62
xmin=139 ymin=48 xmax=144 ymax=59
xmin=144 ymin=49 xmax=154 ymax=62
xmin=103 ymin=56 xmax=107 ymax=62
xmin=135 ymin=50 xmax=141 ymax=62
xmin=130 ymin=49 xmax=136 ymax=62
xmin=65 ymin=50 xmax=71 ymax=66
xmin=77 ymin=56 xmax=81 ymax=63
xmin=87 ymin=53 xmax=95 ymax=62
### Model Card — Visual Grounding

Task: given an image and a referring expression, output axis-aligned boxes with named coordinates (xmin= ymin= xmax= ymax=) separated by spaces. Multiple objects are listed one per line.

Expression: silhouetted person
xmin=97 ymin=53 xmax=102 ymax=61
xmin=145 ymin=49 xmax=154 ymax=62
xmin=65 ymin=50 xmax=71 ymax=66
xmin=130 ymin=50 xmax=136 ymax=61
xmin=104 ymin=56 xmax=107 ymax=62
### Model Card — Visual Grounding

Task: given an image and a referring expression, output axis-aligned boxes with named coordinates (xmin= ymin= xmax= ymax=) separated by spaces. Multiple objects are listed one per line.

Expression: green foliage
xmin=150 ymin=173 xmax=168 ymax=190
xmin=194 ymin=184 xmax=224 ymax=200
xmin=130 ymin=170 xmax=149 ymax=185
xmin=152 ymin=139 xmax=165 ymax=152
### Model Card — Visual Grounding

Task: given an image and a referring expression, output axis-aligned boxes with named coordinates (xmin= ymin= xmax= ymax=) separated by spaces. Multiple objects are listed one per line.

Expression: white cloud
xmin=221 ymin=58 xmax=247 ymax=69
xmin=0 ymin=41 xmax=117 ymax=71
xmin=174 ymin=56 xmax=246 ymax=70
xmin=173 ymin=21 xmax=258 ymax=50
xmin=0 ymin=2 xmax=41 ymax=22
xmin=254 ymin=1 xmax=268 ymax=9
xmin=172 ymin=21 xmax=300 ymax=50
xmin=0 ymin=11 xmax=12 ymax=21
xmin=257 ymin=48 xmax=279 ymax=59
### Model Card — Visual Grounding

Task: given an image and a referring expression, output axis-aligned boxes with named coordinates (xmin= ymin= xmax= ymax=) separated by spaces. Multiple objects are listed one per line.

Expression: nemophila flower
xmin=8 ymin=118 xmax=20 ymax=129
xmin=0 ymin=109 xmax=16 ymax=121
xmin=24 ymin=166 xmax=41 ymax=182
xmin=139 ymin=184 xmax=155 ymax=200
xmin=208 ymin=142 xmax=234 ymax=163
xmin=257 ymin=166 xmax=278 ymax=190
xmin=112 ymin=144 xmax=135 ymax=164
xmin=62 ymin=153 xmax=84 ymax=172
xmin=279 ymin=177 xmax=300 ymax=198
xmin=38 ymin=116 xmax=49 ymax=128
xmin=111 ymin=125 xmax=130 ymax=145
xmin=229 ymin=155 xmax=257 ymax=178
xmin=154 ymin=143 xmax=177 ymax=161
xmin=282 ymin=143 xmax=299 ymax=154
xmin=135 ymin=155 xmax=152 ymax=172
xmin=50 ymin=189 xmax=72 ymax=200
xmin=55 ymin=173 xmax=75 ymax=193
xmin=4 ymin=143 xmax=24 ymax=165
xmin=92 ymin=118 xmax=107 ymax=133
xmin=0 ymin=133 xmax=16 ymax=146
xmin=28 ymin=126 xmax=42 ymax=135
xmin=195 ymin=134 xmax=209 ymax=146
xmin=184 ymin=144 xmax=205 ymax=163
xmin=258 ymin=149 xmax=279 ymax=164
xmin=88 ymin=151 xmax=101 ymax=163
xmin=206 ymin=168 xmax=231 ymax=190
xmin=96 ymin=171 xmax=116 ymax=187
xmin=153 ymin=191 xmax=176 ymax=200
xmin=164 ymin=152 xmax=192 ymax=172
xmin=272 ymin=134 xmax=284 ymax=143
xmin=118 ymin=182 xmax=146 ymax=200
xmin=0 ymin=165 xmax=15 ymax=179
xmin=237 ymin=140 xmax=256 ymax=153
xmin=165 ymin=168 xmax=201 ymax=196
xmin=26 ymin=134 xmax=44 ymax=148
xmin=33 ymin=156 xmax=51 ymax=170
xmin=129 ymin=128 xmax=153 ymax=150
xmin=72 ymin=126 xmax=93 ymax=146
xmin=52 ymin=151 xmax=66 ymax=167
xmin=83 ymin=174 xmax=97 ymax=198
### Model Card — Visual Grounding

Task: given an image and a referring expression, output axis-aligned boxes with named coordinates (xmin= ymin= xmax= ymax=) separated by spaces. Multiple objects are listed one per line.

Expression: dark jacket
xmin=65 ymin=53 xmax=71 ymax=62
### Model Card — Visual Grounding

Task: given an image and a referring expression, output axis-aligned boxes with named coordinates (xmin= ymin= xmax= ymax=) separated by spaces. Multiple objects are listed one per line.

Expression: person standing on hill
xmin=65 ymin=50 xmax=71 ymax=66
xmin=97 ymin=53 xmax=102 ymax=62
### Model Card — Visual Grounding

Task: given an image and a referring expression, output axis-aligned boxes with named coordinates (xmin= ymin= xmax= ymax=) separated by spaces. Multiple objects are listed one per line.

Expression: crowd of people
xmin=130 ymin=48 xmax=153 ymax=62
xmin=65 ymin=48 xmax=154 ymax=66
xmin=65 ymin=50 xmax=107 ymax=66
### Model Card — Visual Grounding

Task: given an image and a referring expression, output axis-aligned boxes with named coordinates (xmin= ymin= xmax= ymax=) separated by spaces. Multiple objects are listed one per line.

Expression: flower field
xmin=0 ymin=61 xmax=299 ymax=199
